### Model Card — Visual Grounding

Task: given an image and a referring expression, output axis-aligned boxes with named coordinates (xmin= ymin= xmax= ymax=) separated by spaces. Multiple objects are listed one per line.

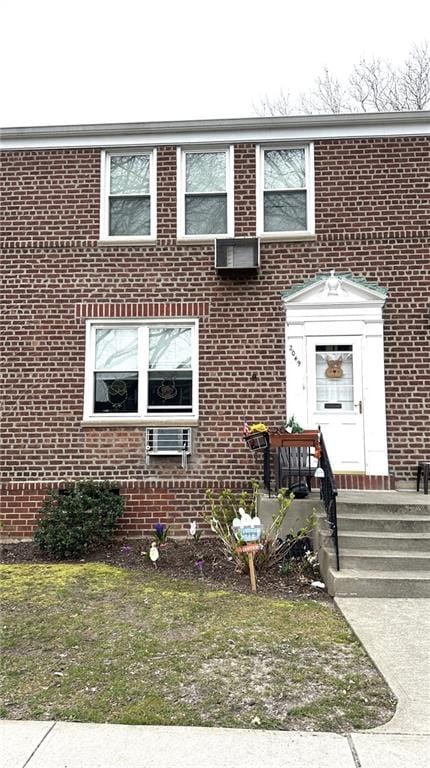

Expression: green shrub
xmin=204 ymin=482 xmax=315 ymax=574
xmin=34 ymin=481 xmax=124 ymax=558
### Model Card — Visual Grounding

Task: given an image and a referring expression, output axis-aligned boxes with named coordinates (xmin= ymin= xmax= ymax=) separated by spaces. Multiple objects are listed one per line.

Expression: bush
xmin=204 ymin=482 xmax=316 ymax=574
xmin=34 ymin=481 xmax=124 ymax=558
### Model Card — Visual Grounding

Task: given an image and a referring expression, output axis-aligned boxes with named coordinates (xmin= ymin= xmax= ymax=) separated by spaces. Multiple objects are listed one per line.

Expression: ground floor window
xmin=84 ymin=320 xmax=198 ymax=422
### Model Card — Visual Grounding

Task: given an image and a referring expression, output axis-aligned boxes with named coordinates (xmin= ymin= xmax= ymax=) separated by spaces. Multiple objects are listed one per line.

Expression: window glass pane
xmin=149 ymin=328 xmax=192 ymax=370
xmin=109 ymin=197 xmax=150 ymax=236
xmin=94 ymin=372 xmax=138 ymax=413
xmin=315 ymin=346 xmax=354 ymax=411
xmin=186 ymin=152 xmax=226 ymax=193
xmin=110 ymin=155 xmax=150 ymax=195
xmin=264 ymin=190 xmax=307 ymax=231
xmin=264 ymin=149 xmax=305 ymax=190
xmin=95 ymin=328 xmax=138 ymax=370
xmin=185 ymin=195 xmax=227 ymax=235
xmin=148 ymin=371 xmax=192 ymax=411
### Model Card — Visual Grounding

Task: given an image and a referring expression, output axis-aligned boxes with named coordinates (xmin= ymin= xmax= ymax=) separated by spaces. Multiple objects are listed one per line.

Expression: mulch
xmin=0 ymin=538 xmax=331 ymax=602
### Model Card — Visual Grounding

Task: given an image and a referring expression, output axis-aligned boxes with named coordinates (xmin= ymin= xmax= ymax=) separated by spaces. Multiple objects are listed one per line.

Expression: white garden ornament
xmin=149 ymin=542 xmax=159 ymax=565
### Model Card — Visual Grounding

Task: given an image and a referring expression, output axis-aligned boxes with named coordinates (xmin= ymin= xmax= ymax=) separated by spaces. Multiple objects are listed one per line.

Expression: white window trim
xmin=83 ymin=318 xmax=199 ymax=425
xmin=256 ymin=143 xmax=315 ymax=240
xmin=176 ymin=145 xmax=234 ymax=241
xmin=99 ymin=149 xmax=157 ymax=242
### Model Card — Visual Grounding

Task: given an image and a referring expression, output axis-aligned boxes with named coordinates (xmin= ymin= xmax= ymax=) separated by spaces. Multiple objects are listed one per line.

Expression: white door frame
xmin=283 ymin=272 xmax=389 ymax=476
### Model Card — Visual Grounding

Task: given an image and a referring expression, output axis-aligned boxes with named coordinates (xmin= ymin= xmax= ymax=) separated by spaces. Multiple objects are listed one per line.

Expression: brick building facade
xmin=1 ymin=112 xmax=429 ymax=539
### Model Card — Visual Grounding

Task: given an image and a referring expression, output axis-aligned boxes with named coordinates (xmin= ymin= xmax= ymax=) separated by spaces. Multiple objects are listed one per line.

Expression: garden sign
xmin=232 ymin=510 xmax=262 ymax=593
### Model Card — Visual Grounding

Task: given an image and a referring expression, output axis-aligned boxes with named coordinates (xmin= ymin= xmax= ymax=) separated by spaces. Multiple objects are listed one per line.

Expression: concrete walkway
xmin=2 ymin=721 xmax=430 ymax=768
xmin=336 ymin=598 xmax=430 ymax=735
xmin=1 ymin=599 xmax=429 ymax=767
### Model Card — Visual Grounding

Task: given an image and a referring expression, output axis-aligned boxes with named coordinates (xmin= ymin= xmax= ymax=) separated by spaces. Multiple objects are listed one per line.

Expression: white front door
xmin=306 ymin=336 xmax=365 ymax=472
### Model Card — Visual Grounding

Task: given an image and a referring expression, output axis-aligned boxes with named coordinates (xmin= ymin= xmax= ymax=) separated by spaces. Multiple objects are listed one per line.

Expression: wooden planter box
xmin=269 ymin=430 xmax=320 ymax=449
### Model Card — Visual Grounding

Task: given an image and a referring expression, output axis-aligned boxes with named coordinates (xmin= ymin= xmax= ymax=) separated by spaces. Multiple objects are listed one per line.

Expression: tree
xmin=257 ymin=42 xmax=430 ymax=116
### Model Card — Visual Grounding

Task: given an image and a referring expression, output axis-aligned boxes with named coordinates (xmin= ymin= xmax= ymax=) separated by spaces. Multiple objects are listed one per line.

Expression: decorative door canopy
xmin=282 ymin=270 xmax=387 ymax=309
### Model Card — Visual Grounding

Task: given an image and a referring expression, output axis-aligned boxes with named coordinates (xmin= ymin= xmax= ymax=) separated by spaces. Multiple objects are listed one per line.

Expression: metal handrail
xmin=319 ymin=429 xmax=339 ymax=570
xmin=259 ymin=428 xmax=340 ymax=570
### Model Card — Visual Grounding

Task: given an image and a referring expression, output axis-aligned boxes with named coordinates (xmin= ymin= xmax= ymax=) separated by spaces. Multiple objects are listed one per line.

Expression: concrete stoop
xmin=317 ymin=492 xmax=430 ymax=598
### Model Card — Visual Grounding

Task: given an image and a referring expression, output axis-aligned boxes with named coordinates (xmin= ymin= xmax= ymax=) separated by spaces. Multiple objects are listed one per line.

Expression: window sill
xmin=97 ymin=238 xmax=157 ymax=246
xmin=259 ymin=232 xmax=317 ymax=243
xmin=176 ymin=235 xmax=232 ymax=245
xmin=81 ymin=417 xmax=199 ymax=428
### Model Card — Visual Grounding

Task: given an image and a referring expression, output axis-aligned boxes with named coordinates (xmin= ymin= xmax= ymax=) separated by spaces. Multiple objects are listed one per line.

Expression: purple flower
xmin=154 ymin=523 xmax=168 ymax=543
xmin=195 ymin=559 xmax=204 ymax=575
xmin=120 ymin=544 xmax=132 ymax=557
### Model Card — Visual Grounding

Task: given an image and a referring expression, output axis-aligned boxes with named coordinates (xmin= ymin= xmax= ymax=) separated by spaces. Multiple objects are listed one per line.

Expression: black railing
xmin=250 ymin=428 xmax=340 ymax=571
xmin=319 ymin=430 xmax=339 ymax=571
xmin=274 ymin=445 xmax=316 ymax=494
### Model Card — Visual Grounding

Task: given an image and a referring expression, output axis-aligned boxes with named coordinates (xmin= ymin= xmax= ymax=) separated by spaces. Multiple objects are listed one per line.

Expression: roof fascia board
xmin=1 ymin=111 xmax=429 ymax=151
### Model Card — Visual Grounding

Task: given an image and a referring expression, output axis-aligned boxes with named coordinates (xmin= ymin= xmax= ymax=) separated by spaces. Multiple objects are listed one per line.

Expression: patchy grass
xmin=0 ymin=564 xmax=396 ymax=731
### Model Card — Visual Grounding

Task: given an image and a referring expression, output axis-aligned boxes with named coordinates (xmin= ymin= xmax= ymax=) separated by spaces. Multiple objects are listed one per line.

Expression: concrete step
xmin=336 ymin=501 xmax=430 ymax=517
xmin=327 ymin=549 xmax=430 ymax=572
xmin=337 ymin=512 xmax=430 ymax=534
xmin=316 ymin=492 xmax=430 ymax=597
xmin=325 ymin=567 xmax=430 ymax=598
xmin=337 ymin=531 xmax=430 ymax=551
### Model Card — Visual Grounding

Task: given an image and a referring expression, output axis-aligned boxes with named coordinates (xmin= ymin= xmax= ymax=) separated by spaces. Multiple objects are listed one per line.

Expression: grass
xmin=0 ymin=563 xmax=396 ymax=731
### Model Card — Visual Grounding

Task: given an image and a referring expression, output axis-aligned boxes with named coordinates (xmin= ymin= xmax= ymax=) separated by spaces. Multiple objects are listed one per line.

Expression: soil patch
xmin=1 ymin=538 xmax=330 ymax=602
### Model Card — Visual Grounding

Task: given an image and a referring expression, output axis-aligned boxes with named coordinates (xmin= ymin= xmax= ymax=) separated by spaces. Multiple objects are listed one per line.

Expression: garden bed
xmin=1 ymin=538 xmax=329 ymax=602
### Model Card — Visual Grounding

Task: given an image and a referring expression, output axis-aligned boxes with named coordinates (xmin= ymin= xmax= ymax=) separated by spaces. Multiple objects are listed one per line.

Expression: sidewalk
xmin=2 ymin=721 xmax=430 ymax=768
xmin=336 ymin=597 xmax=430 ymax=735
xmin=2 ymin=598 xmax=429 ymax=767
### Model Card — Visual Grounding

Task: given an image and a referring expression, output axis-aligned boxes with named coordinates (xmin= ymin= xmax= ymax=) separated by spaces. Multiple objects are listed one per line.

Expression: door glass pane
xmin=315 ymin=345 xmax=354 ymax=411
xmin=95 ymin=328 xmax=138 ymax=370
xmin=110 ymin=155 xmax=150 ymax=194
xmin=264 ymin=149 xmax=305 ymax=189
xmin=186 ymin=152 xmax=226 ymax=193
xmin=264 ymin=190 xmax=307 ymax=231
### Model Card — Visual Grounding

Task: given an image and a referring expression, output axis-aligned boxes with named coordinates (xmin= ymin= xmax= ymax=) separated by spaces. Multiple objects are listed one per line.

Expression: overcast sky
xmin=1 ymin=0 xmax=429 ymax=128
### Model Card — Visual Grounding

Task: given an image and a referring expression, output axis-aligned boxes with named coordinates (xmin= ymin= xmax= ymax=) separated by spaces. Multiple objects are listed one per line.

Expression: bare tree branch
xmin=255 ymin=41 xmax=430 ymax=116
xmin=254 ymin=90 xmax=295 ymax=117
xmin=300 ymin=67 xmax=352 ymax=114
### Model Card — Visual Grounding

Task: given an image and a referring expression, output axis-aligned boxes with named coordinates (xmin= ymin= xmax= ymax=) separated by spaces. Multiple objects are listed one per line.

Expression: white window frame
xmin=177 ymin=145 xmax=234 ymax=240
xmin=256 ymin=143 xmax=314 ymax=240
xmin=100 ymin=149 xmax=157 ymax=242
xmin=83 ymin=319 xmax=199 ymax=425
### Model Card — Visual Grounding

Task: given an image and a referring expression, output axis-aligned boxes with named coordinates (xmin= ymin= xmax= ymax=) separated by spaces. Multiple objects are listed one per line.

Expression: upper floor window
xmin=100 ymin=150 xmax=156 ymax=240
xmin=177 ymin=147 xmax=234 ymax=238
xmin=257 ymin=145 xmax=314 ymax=237
xmin=84 ymin=320 xmax=198 ymax=423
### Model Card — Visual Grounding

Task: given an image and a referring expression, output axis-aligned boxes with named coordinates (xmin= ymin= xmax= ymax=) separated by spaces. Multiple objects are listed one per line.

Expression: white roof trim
xmin=1 ymin=111 xmax=429 ymax=151
xmin=282 ymin=272 xmax=388 ymax=310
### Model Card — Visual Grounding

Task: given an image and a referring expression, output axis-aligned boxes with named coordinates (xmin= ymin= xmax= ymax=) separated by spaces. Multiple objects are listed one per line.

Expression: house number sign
xmin=289 ymin=345 xmax=302 ymax=366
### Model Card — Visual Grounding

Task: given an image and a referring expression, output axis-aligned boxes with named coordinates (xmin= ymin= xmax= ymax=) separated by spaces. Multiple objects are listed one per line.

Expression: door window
xmin=315 ymin=344 xmax=354 ymax=411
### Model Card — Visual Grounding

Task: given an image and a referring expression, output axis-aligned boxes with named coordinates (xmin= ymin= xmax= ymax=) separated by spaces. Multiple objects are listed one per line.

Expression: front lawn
xmin=0 ymin=564 xmax=396 ymax=731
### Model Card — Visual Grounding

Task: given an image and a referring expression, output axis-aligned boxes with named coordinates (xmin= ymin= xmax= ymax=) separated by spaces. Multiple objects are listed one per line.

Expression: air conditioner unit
xmin=146 ymin=427 xmax=191 ymax=456
xmin=215 ymin=238 xmax=260 ymax=271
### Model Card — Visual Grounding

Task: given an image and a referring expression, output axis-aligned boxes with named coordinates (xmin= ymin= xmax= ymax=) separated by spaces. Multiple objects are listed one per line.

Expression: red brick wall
xmin=1 ymin=137 xmax=429 ymax=538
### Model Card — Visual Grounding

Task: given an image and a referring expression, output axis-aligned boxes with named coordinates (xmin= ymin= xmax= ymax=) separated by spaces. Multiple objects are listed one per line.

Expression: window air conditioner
xmin=146 ymin=428 xmax=191 ymax=456
xmin=215 ymin=238 xmax=260 ymax=271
